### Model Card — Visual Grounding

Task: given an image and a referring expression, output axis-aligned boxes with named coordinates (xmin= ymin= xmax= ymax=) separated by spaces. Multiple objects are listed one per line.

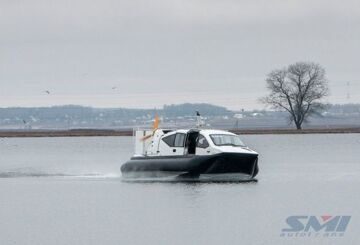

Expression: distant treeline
xmin=0 ymin=103 xmax=359 ymax=129
xmin=163 ymin=103 xmax=231 ymax=117
xmin=325 ymin=103 xmax=360 ymax=114
xmin=0 ymin=103 xmax=230 ymax=119
xmin=0 ymin=103 xmax=230 ymax=127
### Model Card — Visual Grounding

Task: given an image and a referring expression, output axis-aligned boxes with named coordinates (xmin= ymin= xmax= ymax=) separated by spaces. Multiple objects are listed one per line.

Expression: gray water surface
xmin=0 ymin=135 xmax=359 ymax=245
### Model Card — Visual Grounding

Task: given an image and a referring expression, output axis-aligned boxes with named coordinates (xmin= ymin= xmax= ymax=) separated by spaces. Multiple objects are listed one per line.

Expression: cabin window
xmin=210 ymin=134 xmax=245 ymax=147
xmin=197 ymin=135 xmax=209 ymax=148
xmin=162 ymin=134 xmax=176 ymax=147
xmin=174 ymin=133 xmax=186 ymax=147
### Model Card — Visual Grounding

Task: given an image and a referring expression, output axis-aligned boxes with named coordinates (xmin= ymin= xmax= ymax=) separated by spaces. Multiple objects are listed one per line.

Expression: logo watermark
xmin=280 ymin=215 xmax=351 ymax=238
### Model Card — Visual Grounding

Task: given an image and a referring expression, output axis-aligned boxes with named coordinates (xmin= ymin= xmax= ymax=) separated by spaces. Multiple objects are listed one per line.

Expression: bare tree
xmin=262 ymin=62 xmax=329 ymax=130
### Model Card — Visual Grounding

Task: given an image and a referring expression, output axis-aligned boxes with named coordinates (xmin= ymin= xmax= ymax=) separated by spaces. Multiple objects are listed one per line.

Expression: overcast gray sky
xmin=1 ymin=0 xmax=359 ymax=110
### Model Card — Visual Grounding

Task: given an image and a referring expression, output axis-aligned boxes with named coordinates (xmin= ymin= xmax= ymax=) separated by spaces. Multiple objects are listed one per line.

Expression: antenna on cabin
xmin=234 ymin=119 xmax=239 ymax=129
xmin=196 ymin=111 xmax=204 ymax=128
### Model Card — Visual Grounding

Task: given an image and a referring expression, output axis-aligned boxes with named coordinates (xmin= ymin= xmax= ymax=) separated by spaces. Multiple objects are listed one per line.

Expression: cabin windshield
xmin=210 ymin=134 xmax=246 ymax=147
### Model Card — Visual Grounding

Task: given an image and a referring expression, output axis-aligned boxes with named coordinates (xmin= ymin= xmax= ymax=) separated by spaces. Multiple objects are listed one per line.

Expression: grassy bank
xmin=0 ymin=129 xmax=133 ymax=138
xmin=0 ymin=127 xmax=360 ymax=138
xmin=231 ymin=127 xmax=360 ymax=135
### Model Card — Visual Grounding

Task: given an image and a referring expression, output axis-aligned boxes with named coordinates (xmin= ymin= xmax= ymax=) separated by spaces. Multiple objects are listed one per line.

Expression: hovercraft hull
xmin=121 ymin=153 xmax=258 ymax=180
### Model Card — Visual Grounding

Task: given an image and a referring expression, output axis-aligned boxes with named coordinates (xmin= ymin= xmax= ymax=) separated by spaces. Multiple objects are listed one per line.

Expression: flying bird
xmin=45 ymin=90 xmax=50 ymax=94
xmin=112 ymin=87 xmax=117 ymax=90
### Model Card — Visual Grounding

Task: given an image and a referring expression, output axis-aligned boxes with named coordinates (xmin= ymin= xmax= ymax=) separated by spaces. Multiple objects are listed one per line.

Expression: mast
xmin=196 ymin=111 xmax=204 ymax=128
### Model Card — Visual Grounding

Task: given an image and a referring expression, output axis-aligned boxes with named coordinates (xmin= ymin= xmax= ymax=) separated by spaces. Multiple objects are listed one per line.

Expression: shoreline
xmin=0 ymin=127 xmax=360 ymax=137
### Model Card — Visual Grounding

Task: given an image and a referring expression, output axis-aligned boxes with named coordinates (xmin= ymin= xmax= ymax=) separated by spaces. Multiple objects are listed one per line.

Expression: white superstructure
xmin=134 ymin=128 xmax=257 ymax=157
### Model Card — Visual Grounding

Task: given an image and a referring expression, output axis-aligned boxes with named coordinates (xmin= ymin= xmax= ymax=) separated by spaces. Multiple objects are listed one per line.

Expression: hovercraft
xmin=121 ymin=114 xmax=259 ymax=181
